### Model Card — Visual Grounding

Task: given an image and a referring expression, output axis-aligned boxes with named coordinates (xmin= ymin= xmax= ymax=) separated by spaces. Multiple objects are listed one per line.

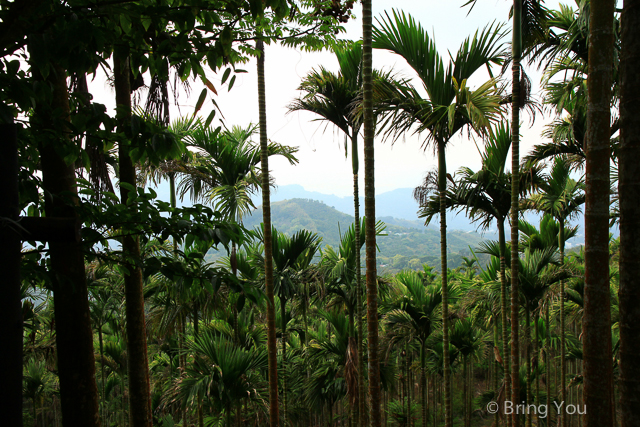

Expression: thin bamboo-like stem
xmin=256 ymin=39 xmax=279 ymax=427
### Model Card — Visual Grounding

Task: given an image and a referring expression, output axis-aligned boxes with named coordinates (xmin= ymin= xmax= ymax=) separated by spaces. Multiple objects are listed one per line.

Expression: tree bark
xmin=583 ymin=1 xmax=615 ymax=426
xmin=511 ymin=2 xmax=522 ymax=427
xmin=113 ymin=53 xmax=153 ymax=427
xmin=525 ymin=306 xmax=532 ymax=427
xmin=0 ymin=119 xmax=23 ymax=427
xmin=498 ymin=218 xmax=511 ymax=427
xmin=619 ymin=1 xmax=640 ymax=426
xmin=437 ymin=140 xmax=452 ymax=427
xmin=352 ymin=132 xmax=365 ymax=427
xmin=36 ymin=64 xmax=101 ymax=427
xmin=281 ymin=297 xmax=288 ymax=426
xmin=363 ymin=0 xmax=382 ymax=424
xmin=559 ymin=217 xmax=568 ymax=427
xmin=256 ymin=39 xmax=280 ymax=427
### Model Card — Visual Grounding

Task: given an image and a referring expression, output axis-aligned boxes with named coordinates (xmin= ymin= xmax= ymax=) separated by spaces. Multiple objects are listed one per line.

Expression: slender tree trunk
xmin=433 ymin=376 xmax=437 ymax=427
xmin=546 ymin=306 xmax=551 ymax=427
xmin=34 ymin=62 xmax=101 ymax=427
xmin=352 ymin=132 xmax=366 ymax=427
xmin=583 ymin=1 xmax=615 ymax=426
xmin=498 ymin=219 xmax=511 ymax=427
xmin=113 ymin=53 xmax=153 ymax=427
xmin=168 ymin=173 xmax=187 ymax=426
xmin=192 ymin=302 xmax=204 ymax=427
xmin=422 ymin=344 xmax=427 ymax=427
xmin=0 ymin=119 xmax=23 ymax=427
xmin=437 ymin=140 xmax=452 ymax=427
xmin=463 ymin=354 xmax=468 ymax=427
xmin=363 ymin=0 xmax=381 ymax=423
xmin=407 ymin=349 xmax=412 ymax=426
xmin=281 ymin=297 xmax=288 ymax=426
xmin=179 ymin=314 xmax=187 ymax=427
xmin=618 ymin=1 xmax=640 ymax=425
xmin=99 ymin=325 xmax=106 ymax=423
xmin=525 ymin=306 xmax=532 ymax=427
xmin=257 ymin=39 xmax=279 ymax=427
xmin=559 ymin=217 xmax=568 ymax=427
xmin=535 ymin=313 xmax=540 ymax=413
xmin=511 ymin=2 xmax=522 ymax=427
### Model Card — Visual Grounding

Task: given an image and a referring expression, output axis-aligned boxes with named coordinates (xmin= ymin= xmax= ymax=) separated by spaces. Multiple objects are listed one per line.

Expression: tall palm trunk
xmin=193 ymin=302 xmax=204 ymax=427
xmin=421 ymin=343 xmax=428 ymax=427
xmin=352 ymin=133 xmax=365 ymax=427
xmin=463 ymin=354 xmax=468 ymax=427
xmin=437 ymin=140 xmax=452 ymax=427
xmin=113 ymin=53 xmax=153 ymax=427
xmin=34 ymin=62 xmax=100 ymax=427
xmin=362 ymin=0 xmax=382 ymax=424
xmin=545 ymin=306 xmax=551 ymax=427
xmin=525 ymin=306 xmax=532 ymax=427
xmin=99 ymin=325 xmax=106 ymax=422
xmin=169 ymin=173 xmax=186 ymax=427
xmin=583 ymin=1 xmax=615 ymax=426
xmin=535 ymin=313 xmax=540 ymax=413
xmin=559 ymin=217 xmax=567 ymax=427
xmin=498 ymin=219 xmax=511 ymax=427
xmin=619 ymin=1 xmax=640 ymax=426
xmin=281 ymin=297 xmax=288 ymax=426
xmin=179 ymin=314 xmax=187 ymax=427
xmin=494 ymin=319 xmax=499 ymax=392
xmin=256 ymin=39 xmax=279 ymax=427
xmin=510 ymin=2 xmax=522 ymax=427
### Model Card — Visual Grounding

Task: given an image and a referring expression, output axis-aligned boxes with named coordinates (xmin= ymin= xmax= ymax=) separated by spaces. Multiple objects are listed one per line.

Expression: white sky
xmin=90 ymin=0 xmax=564 ymax=198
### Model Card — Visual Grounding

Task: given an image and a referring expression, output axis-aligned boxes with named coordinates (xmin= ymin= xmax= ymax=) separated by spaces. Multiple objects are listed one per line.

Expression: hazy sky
xmin=91 ymin=0 xmax=564 ymax=198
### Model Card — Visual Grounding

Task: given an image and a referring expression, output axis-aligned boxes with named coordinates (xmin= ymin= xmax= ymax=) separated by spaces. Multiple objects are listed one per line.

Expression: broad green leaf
xmin=120 ymin=14 xmax=132 ymax=35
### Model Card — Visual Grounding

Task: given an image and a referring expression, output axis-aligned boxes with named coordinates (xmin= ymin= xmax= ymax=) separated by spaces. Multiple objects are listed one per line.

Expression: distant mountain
xmin=228 ymin=198 xmax=490 ymax=273
xmin=259 ymin=184 xmax=501 ymax=232
xmin=261 ymin=185 xmax=423 ymax=222
xmin=253 ymin=185 xmax=587 ymax=247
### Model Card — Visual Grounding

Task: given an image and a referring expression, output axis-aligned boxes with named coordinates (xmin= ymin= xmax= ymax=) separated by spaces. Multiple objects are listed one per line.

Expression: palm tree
xmin=519 ymin=213 xmax=578 ymax=426
xmin=450 ymin=318 xmax=482 ymax=427
xmin=254 ymin=226 xmax=321 ymax=425
xmin=88 ymin=264 xmax=119 ymax=423
xmin=384 ymin=269 xmax=444 ymax=427
xmin=373 ymin=13 xmax=504 ymax=426
xmin=361 ymin=0 xmax=380 ymax=424
xmin=513 ymin=247 xmax=569 ymax=427
xmin=288 ymin=46 xmax=395 ymax=422
xmin=256 ymin=38 xmax=279 ymax=427
xmin=522 ymin=156 xmax=584 ymax=425
xmin=305 ymin=309 xmax=354 ymax=418
xmin=23 ymin=359 xmax=52 ymax=427
xmin=176 ymin=122 xmax=296 ymax=352
xmin=177 ymin=333 xmax=268 ymax=427
xmin=175 ymin=124 xmax=296 ymax=212
xmin=417 ymin=123 xmax=543 ymax=414
xmin=320 ymin=218 xmax=384 ymax=417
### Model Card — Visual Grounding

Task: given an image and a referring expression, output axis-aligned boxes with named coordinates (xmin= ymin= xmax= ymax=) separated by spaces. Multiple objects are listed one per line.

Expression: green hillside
xmin=207 ymin=198 xmax=488 ymax=274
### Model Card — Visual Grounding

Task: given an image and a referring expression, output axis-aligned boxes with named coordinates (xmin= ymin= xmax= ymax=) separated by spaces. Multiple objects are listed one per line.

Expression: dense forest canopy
xmin=0 ymin=1 xmax=635 ymax=427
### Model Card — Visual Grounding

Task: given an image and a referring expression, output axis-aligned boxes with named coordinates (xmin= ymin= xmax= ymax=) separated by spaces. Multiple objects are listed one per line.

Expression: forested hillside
xmin=211 ymin=198 xmax=489 ymax=272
